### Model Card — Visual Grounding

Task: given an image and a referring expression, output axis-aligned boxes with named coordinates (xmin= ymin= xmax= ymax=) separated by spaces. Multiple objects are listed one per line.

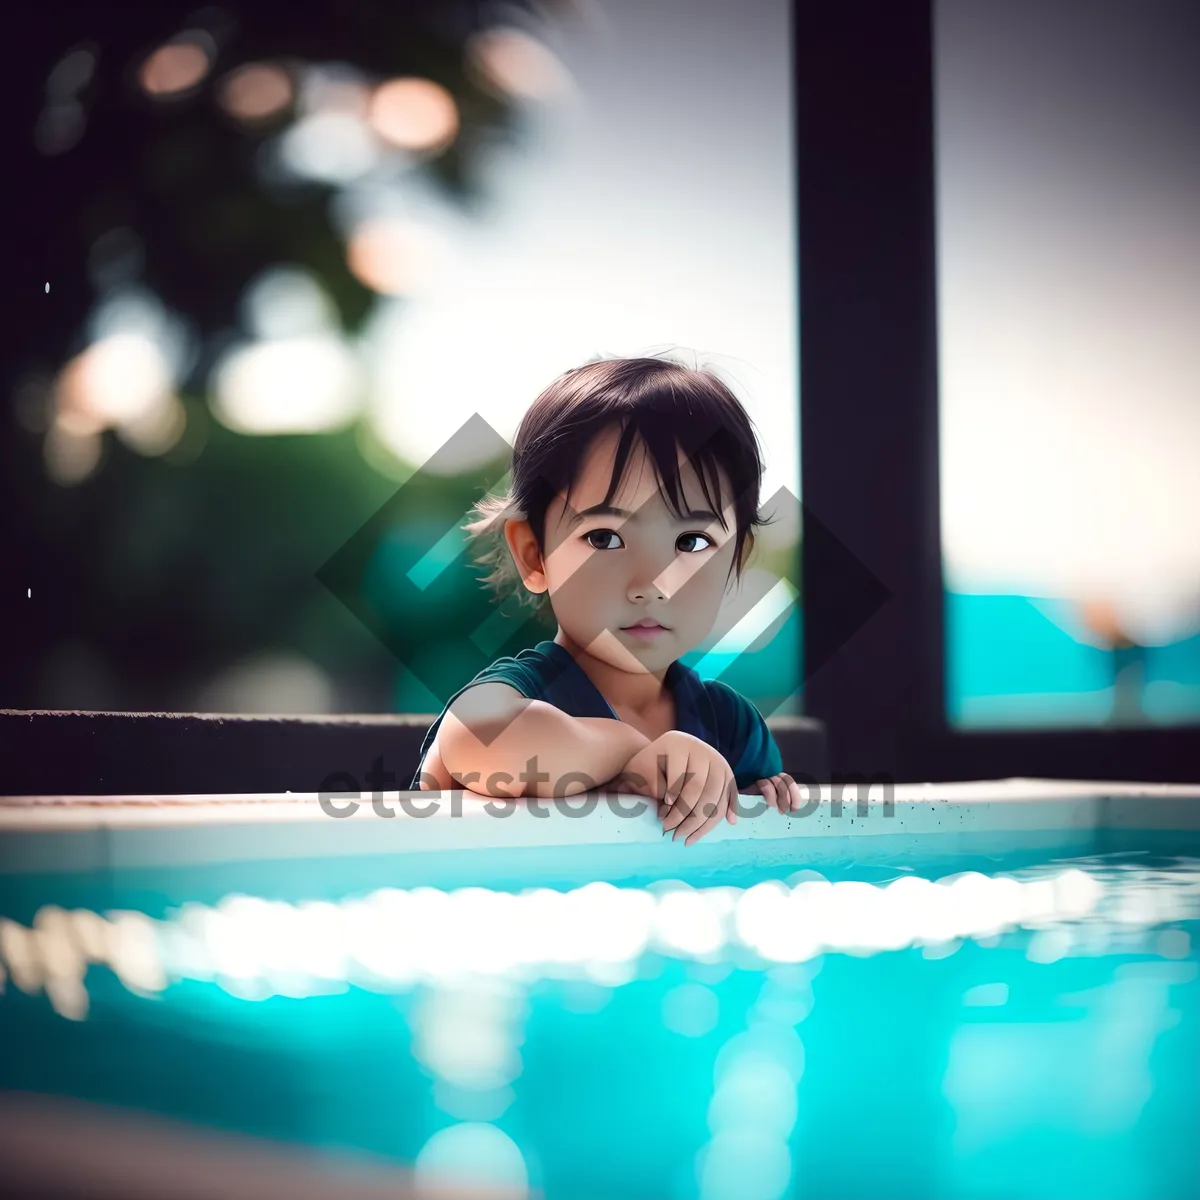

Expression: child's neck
xmin=553 ymin=629 xmax=671 ymax=717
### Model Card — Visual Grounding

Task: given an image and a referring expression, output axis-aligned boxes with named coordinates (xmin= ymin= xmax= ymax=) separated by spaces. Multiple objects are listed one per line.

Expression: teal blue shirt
xmin=410 ymin=639 xmax=782 ymax=791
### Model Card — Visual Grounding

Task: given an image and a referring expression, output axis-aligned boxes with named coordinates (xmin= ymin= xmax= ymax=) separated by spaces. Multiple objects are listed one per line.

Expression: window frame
xmin=794 ymin=0 xmax=1200 ymax=783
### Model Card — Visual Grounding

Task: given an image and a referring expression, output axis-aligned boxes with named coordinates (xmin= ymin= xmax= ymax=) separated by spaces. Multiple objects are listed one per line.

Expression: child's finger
xmin=685 ymin=793 xmax=727 ymax=846
xmin=677 ymin=785 xmax=722 ymax=844
xmin=787 ymin=776 xmax=804 ymax=812
xmin=661 ymin=766 xmax=684 ymax=807
xmin=775 ymin=776 xmax=790 ymax=814
xmin=758 ymin=776 xmax=780 ymax=814
xmin=753 ymin=778 xmax=769 ymax=810
xmin=723 ymin=779 xmax=739 ymax=824
xmin=662 ymin=792 xmax=694 ymax=833
xmin=672 ymin=765 xmax=719 ymax=842
xmin=774 ymin=772 xmax=791 ymax=812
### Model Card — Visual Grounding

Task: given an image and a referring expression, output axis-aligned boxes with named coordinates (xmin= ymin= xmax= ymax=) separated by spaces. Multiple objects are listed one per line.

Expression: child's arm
xmin=438 ymin=682 xmax=651 ymax=799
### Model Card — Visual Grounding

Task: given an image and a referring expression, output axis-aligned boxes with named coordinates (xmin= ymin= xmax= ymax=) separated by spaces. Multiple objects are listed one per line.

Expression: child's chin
xmin=617 ymin=643 xmax=676 ymax=671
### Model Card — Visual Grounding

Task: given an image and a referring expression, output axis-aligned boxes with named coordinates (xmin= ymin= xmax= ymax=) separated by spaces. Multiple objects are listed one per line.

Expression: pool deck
xmin=2 ymin=779 xmax=1199 ymax=877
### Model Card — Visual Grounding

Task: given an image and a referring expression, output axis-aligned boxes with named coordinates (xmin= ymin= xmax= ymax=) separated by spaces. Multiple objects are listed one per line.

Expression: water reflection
xmin=1 ymin=857 xmax=1196 ymax=1018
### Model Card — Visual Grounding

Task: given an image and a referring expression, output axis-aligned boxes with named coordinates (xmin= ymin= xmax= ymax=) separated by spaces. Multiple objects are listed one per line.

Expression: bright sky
xmin=360 ymin=0 xmax=799 ymax=504
xmin=936 ymin=0 xmax=1200 ymax=643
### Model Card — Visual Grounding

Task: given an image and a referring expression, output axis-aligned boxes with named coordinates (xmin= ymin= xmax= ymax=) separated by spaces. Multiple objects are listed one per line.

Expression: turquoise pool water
xmin=2 ymin=830 xmax=1198 ymax=1199
xmin=947 ymin=591 xmax=1200 ymax=727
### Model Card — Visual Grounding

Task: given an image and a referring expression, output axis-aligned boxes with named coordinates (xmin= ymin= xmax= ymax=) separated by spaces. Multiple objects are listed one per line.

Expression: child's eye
xmin=583 ymin=528 xmax=623 ymax=551
xmin=582 ymin=529 xmax=716 ymax=553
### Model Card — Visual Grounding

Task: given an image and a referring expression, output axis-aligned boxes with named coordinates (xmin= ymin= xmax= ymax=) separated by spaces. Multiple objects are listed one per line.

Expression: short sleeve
xmin=460 ymin=656 xmax=543 ymax=701
xmin=408 ymin=654 xmax=544 ymax=790
xmin=705 ymin=680 xmax=784 ymax=790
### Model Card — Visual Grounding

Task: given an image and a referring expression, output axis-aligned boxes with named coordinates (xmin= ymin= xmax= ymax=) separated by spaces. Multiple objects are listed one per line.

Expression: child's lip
xmin=619 ymin=624 xmax=670 ymax=638
xmin=621 ymin=619 xmax=669 ymax=629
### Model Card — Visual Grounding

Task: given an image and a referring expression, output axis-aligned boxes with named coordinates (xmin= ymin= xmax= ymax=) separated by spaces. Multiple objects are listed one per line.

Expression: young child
xmin=411 ymin=354 xmax=803 ymax=844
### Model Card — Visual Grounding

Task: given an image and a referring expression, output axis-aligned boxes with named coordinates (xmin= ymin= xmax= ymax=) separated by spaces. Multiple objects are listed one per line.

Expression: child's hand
xmin=750 ymin=772 xmax=807 ymax=814
xmin=615 ymin=730 xmax=738 ymax=846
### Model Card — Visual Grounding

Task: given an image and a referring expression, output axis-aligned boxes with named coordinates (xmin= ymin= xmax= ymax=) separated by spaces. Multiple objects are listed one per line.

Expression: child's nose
xmin=628 ymin=579 xmax=668 ymax=603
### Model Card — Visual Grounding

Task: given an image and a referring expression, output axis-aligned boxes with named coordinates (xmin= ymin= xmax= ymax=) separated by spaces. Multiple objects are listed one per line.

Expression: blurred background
xmin=3 ymin=0 xmax=1198 ymax=735
xmin=936 ymin=0 xmax=1200 ymax=730
xmin=2 ymin=4 xmax=1199 ymax=1197
xmin=2 ymin=0 xmax=801 ymax=720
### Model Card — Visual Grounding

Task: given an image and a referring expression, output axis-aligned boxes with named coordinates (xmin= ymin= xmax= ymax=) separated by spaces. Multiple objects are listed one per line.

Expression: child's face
xmin=509 ymin=425 xmax=741 ymax=675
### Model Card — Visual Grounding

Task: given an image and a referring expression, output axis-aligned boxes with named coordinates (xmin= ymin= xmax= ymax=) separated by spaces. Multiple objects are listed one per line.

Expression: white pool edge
xmin=1 ymin=779 xmax=1199 ymax=875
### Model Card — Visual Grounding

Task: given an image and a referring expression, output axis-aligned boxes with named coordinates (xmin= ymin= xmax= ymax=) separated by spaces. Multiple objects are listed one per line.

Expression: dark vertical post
xmin=796 ymin=0 xmax=943 ymax=781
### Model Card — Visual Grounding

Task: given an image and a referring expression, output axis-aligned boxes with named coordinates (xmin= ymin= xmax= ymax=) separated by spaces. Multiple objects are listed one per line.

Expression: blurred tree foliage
xmin=3 ymin=0 xmax=554 ymax=712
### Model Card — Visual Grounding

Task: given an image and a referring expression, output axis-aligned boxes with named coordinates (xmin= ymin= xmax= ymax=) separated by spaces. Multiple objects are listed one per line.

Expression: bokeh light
xmin=412 ymin=985 xmax=524 ymax=1091
xmin=413 ymin=1123 xmax=528 ymax=1199
xmin=35 ymin=44 xmax=98 ymax=155
xmin=298 ymin=62 xmax=371 ymax=117
xmin=46 ymin=46 xmax=97 ymax=99
xmin=368 ymin=77 xmax=459 ymax=153
xmin=662 ymin=982 xmax=720 ymax=1037
xmin=139 ymin=36 xmax=213 ymax=98
xmin=33 ymin=102 xmax=86 ymax=155
xmin=279 ymin=111 xmax=378 ymax=184
xmin=212 ymin=264 xmax=361 ymax=434
xmin=42 ymin=424 xmax=103 ymax=487
xmin=46 ymin=281 xmax=194 ymax=478
xmin=346 ymin=217 xmax=445 ymax=295
xmin=2 ymin=859 xmax=1197 ymax=1020
xmin=55 ymin=333 xmax=173 ymax=433
xmin=466 ymin=27 xmax=572 ymax=103
xmin=114 ymin=393 xmax=187 ymax=457
xmin=211 ymin=335 xmax=361 ymax=435
xmin=86 ymin=286 xmax=194 ymax=378
xmin=217 ymin=63 xmax=294 ymax=123
xmin=87 ymin=227 xmax=145 ymax=292
xmin=654 ymin=886 xmax=730 ymax=958
xmin=239 ymin=266 xmax=339 ymax=341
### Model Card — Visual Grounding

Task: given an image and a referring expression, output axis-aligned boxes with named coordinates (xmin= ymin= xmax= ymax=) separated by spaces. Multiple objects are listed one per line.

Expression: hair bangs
xmin=462 ymin=352 xmax=774 ymax=624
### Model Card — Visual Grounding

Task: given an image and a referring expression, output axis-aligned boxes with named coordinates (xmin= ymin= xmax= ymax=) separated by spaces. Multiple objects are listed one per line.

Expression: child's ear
xmin=504 ymin=518 xmax=549 ymax=594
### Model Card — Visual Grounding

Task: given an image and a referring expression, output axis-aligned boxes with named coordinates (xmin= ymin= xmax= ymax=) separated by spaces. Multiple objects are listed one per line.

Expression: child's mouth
xmin=619 ymin=622 xmax=669 ymax=640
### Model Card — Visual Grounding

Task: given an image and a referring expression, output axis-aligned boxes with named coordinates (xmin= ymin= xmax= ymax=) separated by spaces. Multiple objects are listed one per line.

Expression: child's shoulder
xmin=459 ymin=640 xmax=562 ymax=703
xmin=466 ymin=648 xmax=546 ymax=698
xmin=685 ymin=671 xmax=775 ymax=749
xmin=686 ymin=670 xmax=756 ymax=717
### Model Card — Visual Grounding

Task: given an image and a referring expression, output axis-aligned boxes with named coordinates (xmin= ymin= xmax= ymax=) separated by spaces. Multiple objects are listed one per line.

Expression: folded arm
xmin=436 ymin=683 xmax=652 ymax=799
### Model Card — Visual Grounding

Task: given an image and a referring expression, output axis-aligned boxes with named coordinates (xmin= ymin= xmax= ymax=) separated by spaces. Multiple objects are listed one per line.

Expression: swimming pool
xmin=2 ymin=780 xmax=1198 ymax=1199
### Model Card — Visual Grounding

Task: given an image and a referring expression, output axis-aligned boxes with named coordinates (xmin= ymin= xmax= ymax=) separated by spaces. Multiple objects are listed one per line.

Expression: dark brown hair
xmin=463 ymin=353 xmax=774 ymax=627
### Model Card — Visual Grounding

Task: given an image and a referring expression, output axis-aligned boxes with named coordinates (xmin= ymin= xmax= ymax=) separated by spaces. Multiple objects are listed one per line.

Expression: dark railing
xmin=0 ymin=710 xmax=827 ymax=797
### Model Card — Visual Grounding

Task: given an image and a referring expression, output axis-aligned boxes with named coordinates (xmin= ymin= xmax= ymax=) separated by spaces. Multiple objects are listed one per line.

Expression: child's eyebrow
xmin=567 ymin=503 xmax=721 ymax=526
